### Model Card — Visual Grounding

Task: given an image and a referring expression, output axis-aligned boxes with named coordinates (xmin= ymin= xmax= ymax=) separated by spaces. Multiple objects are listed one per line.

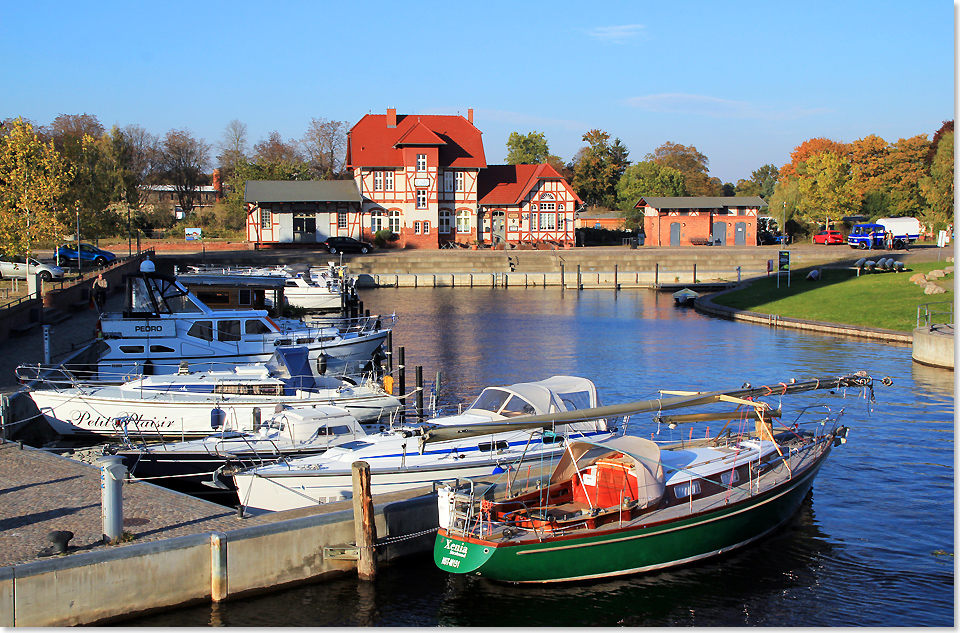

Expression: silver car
xmin=0 ymin=255 xmax=64 ymax=281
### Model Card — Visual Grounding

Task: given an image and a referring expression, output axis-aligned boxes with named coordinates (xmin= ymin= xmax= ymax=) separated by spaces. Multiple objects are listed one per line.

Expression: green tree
xmin=796 ymin=152 xmax=860 ymax=228
xmin=735 ymin=164 xmax=778 ymax=199
xmin=571 ymin=129 xmax=630 ymax=208
xmin=220 ymin=158 xmax=312 ymax=231
xmin=505 ymin=131 xmax=550 ymax=165
xmin=616 ymin=161 xmax=685 ymax=210
xmin=919 ymin=130 xmax=953 ymax=228
xmin=0 ymin=118 xmax=73 ymax=257
xmin=645 ymin=142 xmax=719 ymax=196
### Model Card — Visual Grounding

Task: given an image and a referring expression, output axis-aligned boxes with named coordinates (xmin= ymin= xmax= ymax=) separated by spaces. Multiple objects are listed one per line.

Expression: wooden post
xmin=415 ymin=365 xmax=424 ymax=422
xmin=352 ymin=461 xmax=378 ymax=581
xmin=693 ymin=263 xmax=697 ymax=284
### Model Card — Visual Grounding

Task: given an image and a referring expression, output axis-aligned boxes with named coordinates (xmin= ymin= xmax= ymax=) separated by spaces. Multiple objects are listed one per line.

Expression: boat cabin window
xmin=720 ymin=470 xmax=740 ymax=486
xmin=558 ymin=390 xmax=592 ymax=410
xmin=245 ymin=319 xmax=272 ymax=335
xmin=318 ymin=425 xmax=352 ymax=436
xmin=217 ymin=320 xmax=241 ymax=342
xmin=129 ymin=276 xmax=205 ymax=315
xmin=478 ymin=440 xmax=509 ymax=452
xmin=674 ymin=481 xmax=701 ymax=499
xmin=285 ymin=280 xmax=299 ymax=287
xmin=119 ymin=345 xmax=144 ymax=354
xmin=187 ymin=321 xmax=214 ymax=341
xmin=150 ymin=345 xmax=175 ymax=353
xmin=239 ymin=289 xmax=253 ymax=305
xmin=500 ymin=395 xmax=536 ymax=417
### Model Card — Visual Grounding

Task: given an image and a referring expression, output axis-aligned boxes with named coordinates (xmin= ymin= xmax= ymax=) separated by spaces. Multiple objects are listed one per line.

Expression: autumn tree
xmin=779 ymin=138 xmax=848 ymax=181
xmin=253 ymin=131 xmax=303 ymax=165
xmin=646 ymin=142 xmax=720 ymax=196
xmin=302 ymin=118 xmax=348 ymax=178
xmin=879 ymin=134 xmax=930 ymax=217
xmin=0 ymin=118 xmax=72 ymax=257
xmin=795 ymin=152 xmax=860 ymax=228
xmin=506 ymin=131 xmax=550 ymax=165
xmin=571 ymin=129 xmax=630 ymax=208
xmin=919 ymin=128 xmax=953 ymax=229
xmin=156 ymin=129 xmax=210 ymax=214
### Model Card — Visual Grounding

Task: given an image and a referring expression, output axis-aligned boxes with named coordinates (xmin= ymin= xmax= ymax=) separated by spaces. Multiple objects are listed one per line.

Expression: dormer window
xmin=416 ymin=154 xmax=427 ymax=172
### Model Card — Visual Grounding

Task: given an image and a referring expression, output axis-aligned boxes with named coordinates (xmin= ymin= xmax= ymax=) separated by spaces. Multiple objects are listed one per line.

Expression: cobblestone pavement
xmin=0 ymin=441 xmax=281 ymax=568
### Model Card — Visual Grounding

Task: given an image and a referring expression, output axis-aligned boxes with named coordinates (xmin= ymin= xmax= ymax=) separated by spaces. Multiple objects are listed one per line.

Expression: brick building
xmin=637 ymin=196 xmax=767 ymax=246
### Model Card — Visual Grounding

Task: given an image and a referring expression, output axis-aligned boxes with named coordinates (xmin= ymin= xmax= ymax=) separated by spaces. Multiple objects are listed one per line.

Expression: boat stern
xmin=434 ymin=531 xmax=497 ymax=575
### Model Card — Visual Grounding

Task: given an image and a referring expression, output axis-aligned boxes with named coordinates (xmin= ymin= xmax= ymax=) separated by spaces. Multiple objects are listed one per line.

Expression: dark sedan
xmin=321 ymin=236 xmax=374 ymax=254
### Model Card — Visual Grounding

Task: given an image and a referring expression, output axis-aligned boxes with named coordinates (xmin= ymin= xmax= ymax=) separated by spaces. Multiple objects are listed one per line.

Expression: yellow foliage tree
xmin=0 ymin=118 xmax=74 ymax=257
xmin=795 ymin=152 xmax=860 ymax=228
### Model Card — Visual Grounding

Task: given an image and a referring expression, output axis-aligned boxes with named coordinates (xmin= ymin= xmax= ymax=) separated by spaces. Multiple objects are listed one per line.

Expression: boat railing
xmin=15 ymin=363 xmax=138 ymax=391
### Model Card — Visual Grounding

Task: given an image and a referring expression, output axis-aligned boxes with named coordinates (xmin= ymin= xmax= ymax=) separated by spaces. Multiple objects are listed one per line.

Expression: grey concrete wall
xmin=2 ymin=490 xmax=440 ymax=626
xmin=912 ymin=326 xmax=955 ymax=369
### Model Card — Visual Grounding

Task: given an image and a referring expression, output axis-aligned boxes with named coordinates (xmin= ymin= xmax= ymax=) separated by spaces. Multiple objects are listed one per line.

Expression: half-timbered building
xmin=245 ymin=180 xmax=363 ymax=244
xmin=477 ymin=164 xmax=581 ymax=248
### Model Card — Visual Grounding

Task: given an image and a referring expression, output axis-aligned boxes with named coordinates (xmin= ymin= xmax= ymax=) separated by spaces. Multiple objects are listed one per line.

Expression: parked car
xmin=0 ymin=255 xmax=64 ymax=281
xmin=813 ymin=230 xmax=845 ymax=245
xmin=757 ymin=231 xmax=787 ymax=246
xmin=321 ymin=236 xmax=374 ymax=254
xmin=56 ymin=243 xmax=117 ymax=267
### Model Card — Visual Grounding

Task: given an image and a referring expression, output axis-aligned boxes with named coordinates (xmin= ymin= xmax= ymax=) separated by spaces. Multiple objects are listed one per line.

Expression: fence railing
xmin=916 ymin=301 xmax=954 ymax=328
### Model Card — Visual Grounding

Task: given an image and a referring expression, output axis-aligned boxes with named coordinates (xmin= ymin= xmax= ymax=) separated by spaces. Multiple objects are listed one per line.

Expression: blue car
xmin=56 ymin=242 xmax=117 ymax=267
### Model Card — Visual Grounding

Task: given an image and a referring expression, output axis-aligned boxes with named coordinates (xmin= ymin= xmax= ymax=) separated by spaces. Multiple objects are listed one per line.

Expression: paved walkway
xmin=0 ymin=441 xmax=282 ymax=568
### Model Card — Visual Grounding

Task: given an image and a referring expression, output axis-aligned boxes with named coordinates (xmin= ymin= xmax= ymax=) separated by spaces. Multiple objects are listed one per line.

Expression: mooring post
xmin=614 ymin=264 xmax=619 ymax=291
xmin=693 ymin=263 xmax=697 ymax=284
xmin=1 ymin=394 xmax=8 ymax=443
xmin=577 ymin=265 xmax=582 ymax=291
xmin=655 ymin=262 xmax=659 ymax=288
xmin=211 ymin=532 xmax=228 ymax=602
xmin=352 ymin=461 xmax=378 ymax=581
xmin=96 ymin=455 xmax=126 ymax=543
xmin=415 ymin=365 xmax=424 ymax=422
xmin=43 ymin=325 xmax=51 ymax=365
xmin=397 ymin=347 xmax=406 ymax=423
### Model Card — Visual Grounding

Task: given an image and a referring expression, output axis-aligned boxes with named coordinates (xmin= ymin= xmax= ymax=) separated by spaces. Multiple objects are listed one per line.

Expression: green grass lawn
xmin=711 ymin=261 xmax=954 ymax=332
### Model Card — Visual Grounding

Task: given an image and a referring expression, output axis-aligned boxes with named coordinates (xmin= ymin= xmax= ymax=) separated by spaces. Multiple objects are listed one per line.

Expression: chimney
xmin=467 ymin=108 xmax=473 ymax=124
xmin=387 ymin=108 xmax=397 ymax=128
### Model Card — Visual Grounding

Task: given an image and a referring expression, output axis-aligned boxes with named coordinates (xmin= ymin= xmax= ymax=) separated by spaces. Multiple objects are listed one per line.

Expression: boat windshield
xmin=558 ymin=390 xmax=592 ymax=411
xmin=129 ymin=276 xmax=205 ymax=315
xmin=469 ymin=388 xmax=536 ymax=416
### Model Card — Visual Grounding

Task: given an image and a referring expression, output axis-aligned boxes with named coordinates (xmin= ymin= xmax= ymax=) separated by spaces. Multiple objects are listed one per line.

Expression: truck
xmin=876 ymin=217 xmax=921 ymax=248
xmin=847 ymin=217 xmax=921 ymax=250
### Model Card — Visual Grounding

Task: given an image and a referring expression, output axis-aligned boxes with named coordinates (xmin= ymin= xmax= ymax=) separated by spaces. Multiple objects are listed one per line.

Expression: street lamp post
xmin=76 ymin=208 xmax=81 ymax=278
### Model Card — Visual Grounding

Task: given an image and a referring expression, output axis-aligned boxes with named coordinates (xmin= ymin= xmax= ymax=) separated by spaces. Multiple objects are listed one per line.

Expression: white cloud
xmin=623 ymin=93 xmax=832 ymax=121
xmin=585 ymin=24 xmax=646 ymax=44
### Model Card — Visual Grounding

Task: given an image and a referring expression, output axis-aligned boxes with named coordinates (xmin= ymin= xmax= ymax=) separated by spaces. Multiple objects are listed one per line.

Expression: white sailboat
xmin=233 ymin=376 xmax=619 ymax=514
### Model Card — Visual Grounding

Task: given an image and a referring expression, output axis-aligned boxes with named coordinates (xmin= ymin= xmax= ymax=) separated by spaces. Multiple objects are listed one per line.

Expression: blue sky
xmin=2 ymin=0 xmax=953 ymax=184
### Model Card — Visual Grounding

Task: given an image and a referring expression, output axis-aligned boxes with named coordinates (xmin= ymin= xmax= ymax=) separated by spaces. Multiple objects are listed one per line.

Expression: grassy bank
xmin=711 ymin=261 xmax=954 ymax=332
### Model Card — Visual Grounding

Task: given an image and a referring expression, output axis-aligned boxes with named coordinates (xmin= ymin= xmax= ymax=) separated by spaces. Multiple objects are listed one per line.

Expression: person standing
xmin=93 ymin=273 xmax=108 ymax=311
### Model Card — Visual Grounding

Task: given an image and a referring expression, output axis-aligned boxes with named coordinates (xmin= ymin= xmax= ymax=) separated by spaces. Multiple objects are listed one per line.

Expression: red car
xmin=813 ymin=230 xmax=845 ymax=245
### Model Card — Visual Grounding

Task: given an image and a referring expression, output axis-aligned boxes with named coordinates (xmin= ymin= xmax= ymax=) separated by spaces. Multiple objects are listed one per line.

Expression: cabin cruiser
xmin=233 ymin=376 xmax=619 ymax=514
xmin=24 ymin=346 xmax=402 ymax=439
xmin=94 ymin=260 xmax=391 ymax=380
xmin=111 ymin=405 xmax=371 ymax=503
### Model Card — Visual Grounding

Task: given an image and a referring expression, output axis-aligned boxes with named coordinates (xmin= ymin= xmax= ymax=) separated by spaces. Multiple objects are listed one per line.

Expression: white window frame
xmin=337 ymin=210 xmax=348 ymax=229
xmin=385 ymin=171 xmax=394 ymax=191
xmin=416 ymin=154 xmax=427 ymax=172
xmin=374 ymin=171 xmax=383 ymax=192
xmin=423 ymin=220 xmax=430 ymax=235
xmin=371 ymin=209 xmax=384 ymax=233
xmin=455 ymin=171 xmax=464 ymax=192
xmin=388 ymin=209 xmax=401 ymax=233
xmin=414 ymin=221 xmax=422 ymax=235
xmin=538 ymin=213 xmax=556 ymax=231
xmin=456 ymin=209 xmax=471 ymax=233
xmin=416 ymin=189 xmax=427 ymax=209
xmin=261 ymin=209 xmax=271 ymax=229
xmin=439 ymin=210 xmax=452 ymax=234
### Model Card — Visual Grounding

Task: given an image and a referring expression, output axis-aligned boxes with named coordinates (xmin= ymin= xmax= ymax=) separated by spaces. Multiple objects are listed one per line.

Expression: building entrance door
xmin=734 ymin=222 xmax=746 ymax=246
xmin=293 ymin=213 xmax=317 ymax=243
xmin=670 ymin=222 xmax=681 ymax=246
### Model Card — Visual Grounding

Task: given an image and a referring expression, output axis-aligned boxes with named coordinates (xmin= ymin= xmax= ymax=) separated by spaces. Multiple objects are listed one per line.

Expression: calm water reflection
xmin=123 ymin=287 xmax=954 ymax=627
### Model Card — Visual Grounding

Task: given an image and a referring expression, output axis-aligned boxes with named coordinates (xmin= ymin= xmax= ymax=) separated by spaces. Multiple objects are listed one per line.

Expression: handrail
xmin=917 ymin=301 xmax=954 ymax=328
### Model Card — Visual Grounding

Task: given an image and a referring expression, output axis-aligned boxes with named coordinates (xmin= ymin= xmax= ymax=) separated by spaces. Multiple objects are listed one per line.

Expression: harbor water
xmin=122 ymin=286 xmax=954 ymax=627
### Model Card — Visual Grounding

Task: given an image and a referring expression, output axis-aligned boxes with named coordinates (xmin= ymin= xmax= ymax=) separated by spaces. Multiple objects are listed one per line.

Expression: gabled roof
xmin=634 ymin=196 xmax=768 ymax=209
xmin=477 ymin=164 xmax=582 ymax=206
xmin=346 ymin=114 xmax=486 ymax=169
xmin=244 ymin=180 xmax=361 ymax=203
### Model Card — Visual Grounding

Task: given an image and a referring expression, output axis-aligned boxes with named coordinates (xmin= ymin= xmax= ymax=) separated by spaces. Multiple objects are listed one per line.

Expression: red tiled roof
xmin=346 ymin=114 xmax=486 ymax=169
xmin=477 ymin=164 xmax=581 ymax=206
